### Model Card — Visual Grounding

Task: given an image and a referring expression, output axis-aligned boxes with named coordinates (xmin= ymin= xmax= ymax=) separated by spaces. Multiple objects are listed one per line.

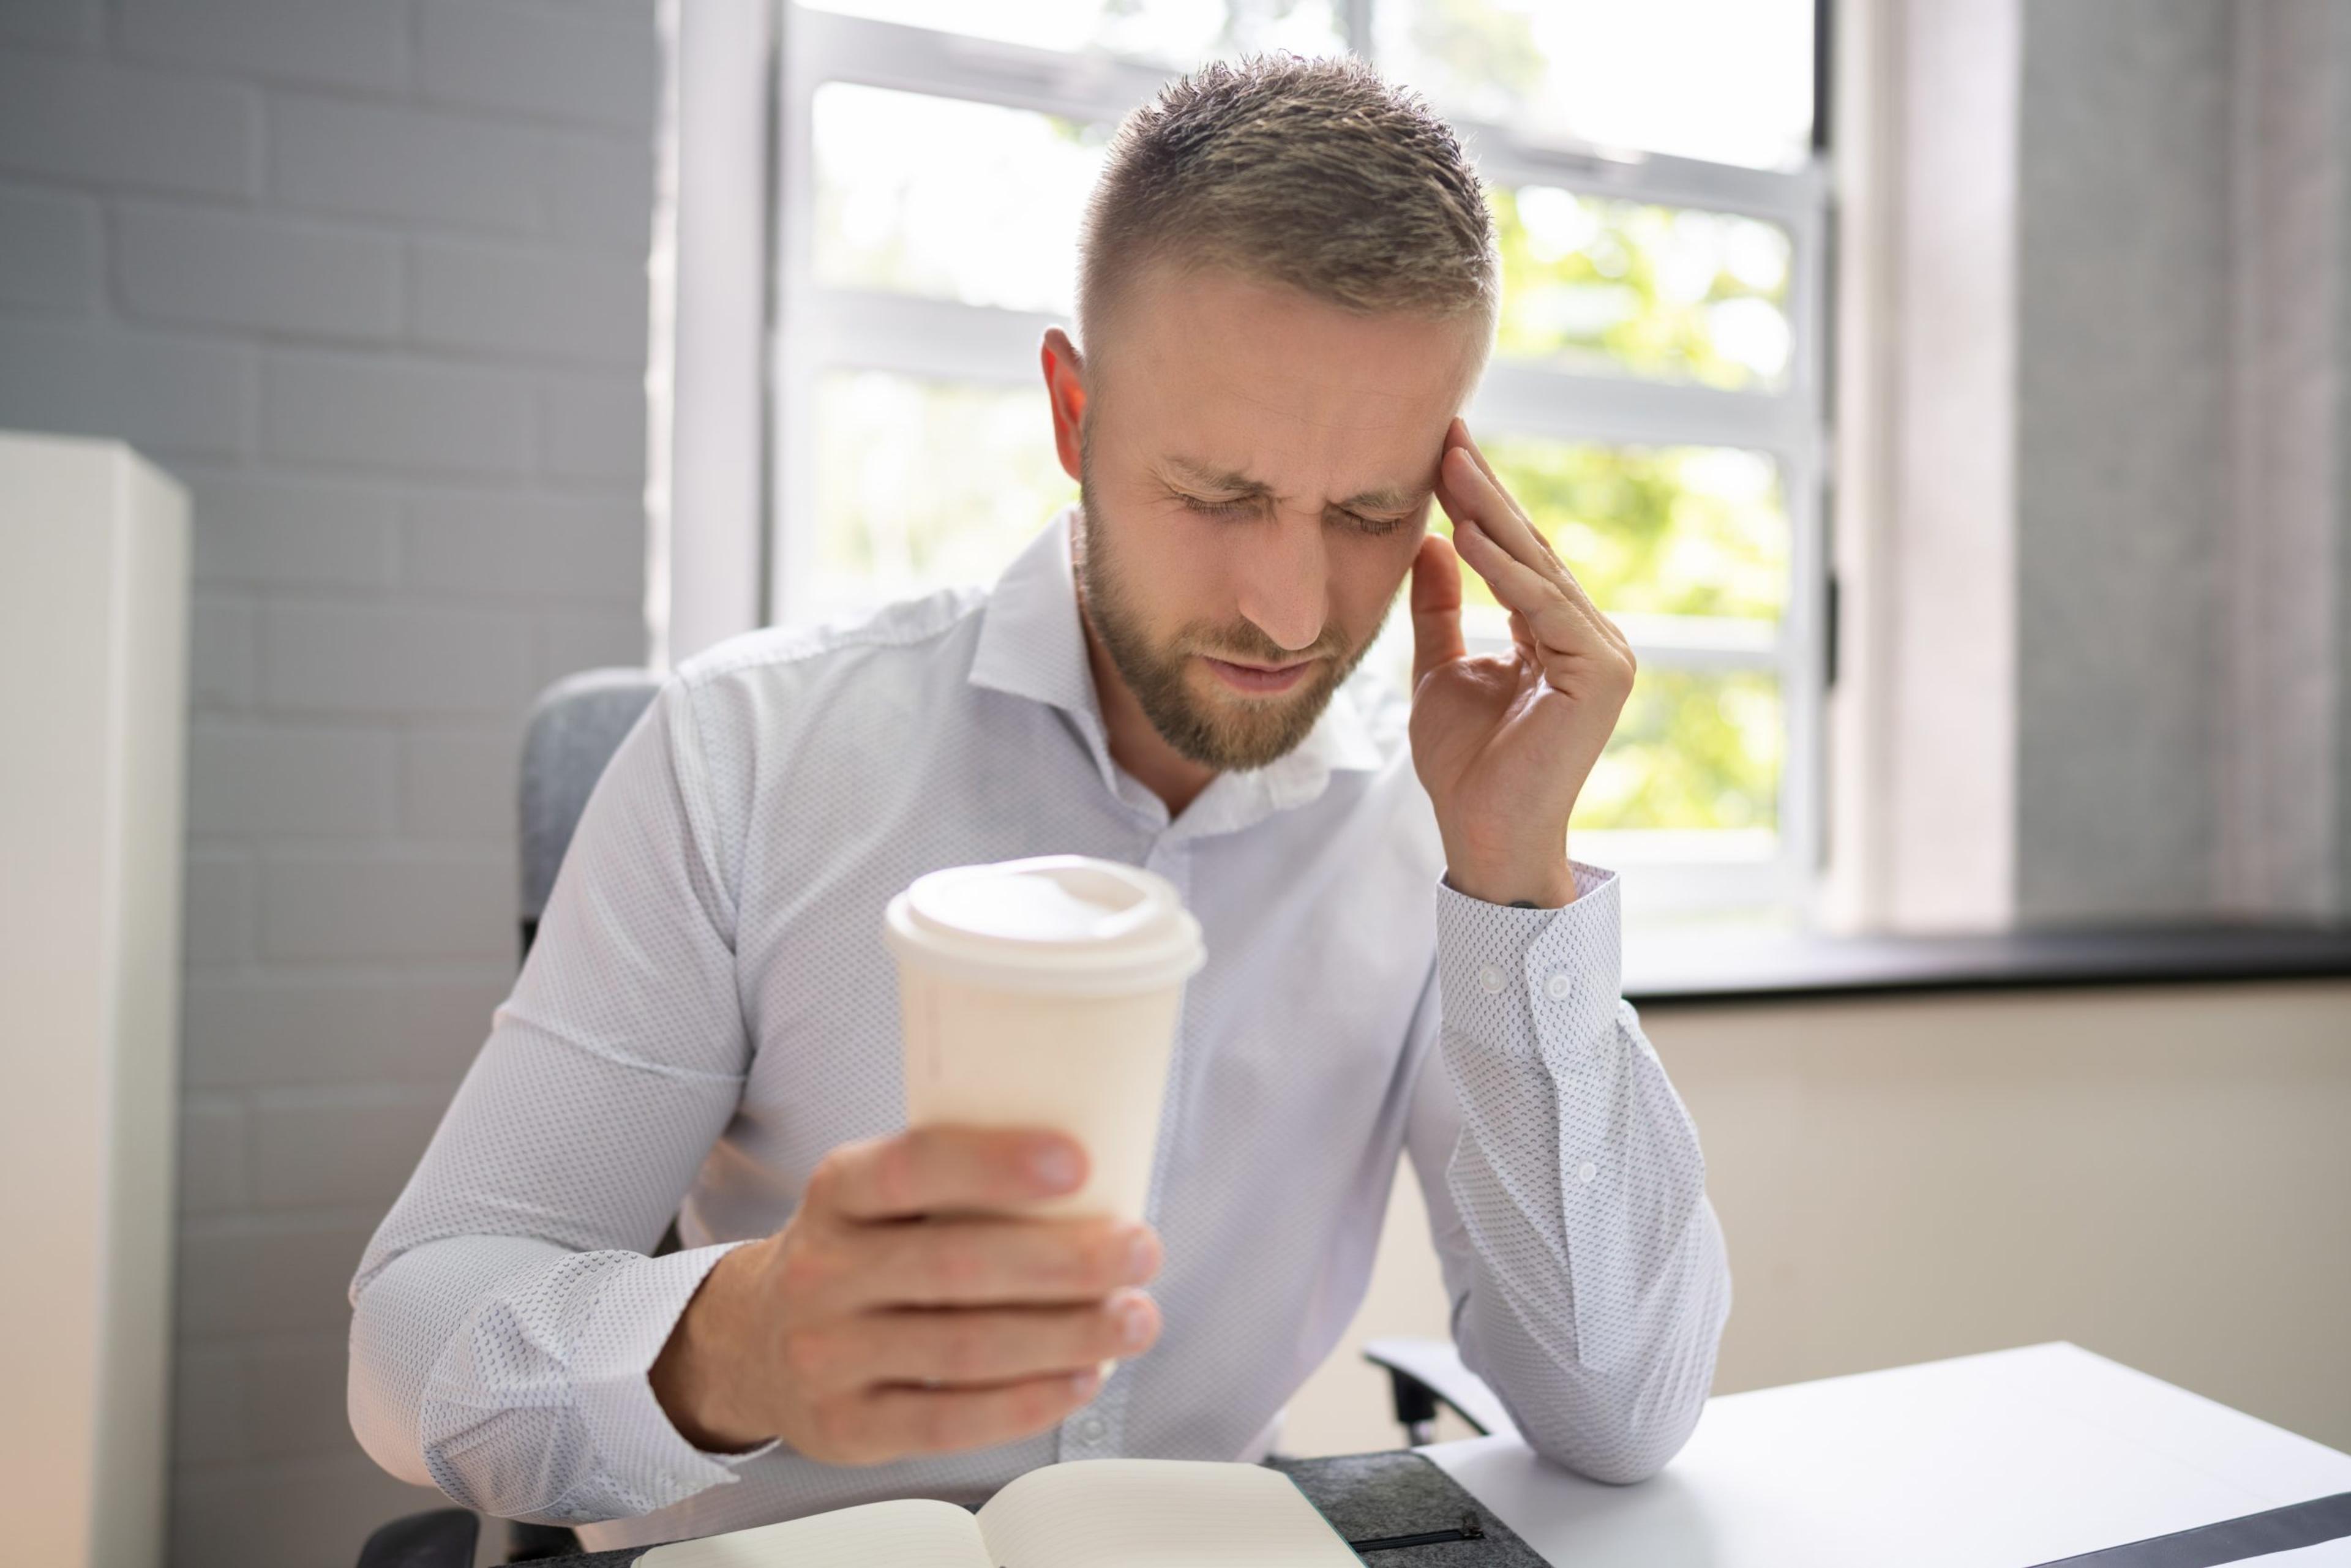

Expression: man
xmin=349 ymin=54 xmax=1730 ymax=1553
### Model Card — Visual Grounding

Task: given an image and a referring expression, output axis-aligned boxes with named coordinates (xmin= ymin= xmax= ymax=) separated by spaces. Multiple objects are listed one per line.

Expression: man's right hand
xmin=649 ymin=1126 xmax=1163 ymax=1465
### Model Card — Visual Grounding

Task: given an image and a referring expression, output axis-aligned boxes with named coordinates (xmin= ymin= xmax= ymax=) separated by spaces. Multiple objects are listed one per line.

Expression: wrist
xmin=650 ymin=1242 xmax=770 ymax=1454
xmin=1442 ymin=852 xmax=1576 ymax=909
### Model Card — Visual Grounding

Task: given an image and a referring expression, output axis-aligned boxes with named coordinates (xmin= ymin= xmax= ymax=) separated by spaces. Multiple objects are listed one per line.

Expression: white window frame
xmin=768 ymin=4 xmax=1830 ymax=918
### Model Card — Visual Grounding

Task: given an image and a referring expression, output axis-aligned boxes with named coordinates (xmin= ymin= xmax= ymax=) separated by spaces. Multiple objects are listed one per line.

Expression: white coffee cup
xmin=883 ymin=855 xmax=1206 ymax=1222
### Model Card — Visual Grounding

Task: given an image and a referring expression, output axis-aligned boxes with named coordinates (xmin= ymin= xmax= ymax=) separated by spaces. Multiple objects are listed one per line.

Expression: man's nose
xmin=1232 ymin=510 xmax=1331 ymax=654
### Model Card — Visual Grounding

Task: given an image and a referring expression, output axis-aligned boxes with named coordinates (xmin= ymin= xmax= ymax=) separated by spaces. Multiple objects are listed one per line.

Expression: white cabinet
xmin=0 ymin=432 xmax=188 ymax=1568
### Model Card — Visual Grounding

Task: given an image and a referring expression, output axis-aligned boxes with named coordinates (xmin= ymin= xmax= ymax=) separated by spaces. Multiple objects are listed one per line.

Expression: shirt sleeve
xmin=347 ymin=676 xmax=778 ymax=1525
xmin=1402 ymin=862 xmax=1731 ymax=1484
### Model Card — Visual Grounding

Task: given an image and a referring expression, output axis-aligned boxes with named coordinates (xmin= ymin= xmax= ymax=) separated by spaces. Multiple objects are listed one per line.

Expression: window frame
xmin=768 ymin=2 xmax=1830 ymax=917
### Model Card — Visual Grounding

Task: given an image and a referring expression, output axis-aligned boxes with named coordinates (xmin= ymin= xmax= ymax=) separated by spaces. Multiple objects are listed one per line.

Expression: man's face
xmin=1062 ymin=264 xmax=1487 ymax=771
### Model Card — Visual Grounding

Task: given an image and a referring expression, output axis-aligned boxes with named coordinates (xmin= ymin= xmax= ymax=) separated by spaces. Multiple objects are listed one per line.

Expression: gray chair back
xmin=519 ymin=667 xmax=662 ymax=958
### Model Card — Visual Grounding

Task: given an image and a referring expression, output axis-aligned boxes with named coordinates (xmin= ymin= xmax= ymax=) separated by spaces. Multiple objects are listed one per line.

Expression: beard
xmin=1076 ymin=451 xmax=1374 ymax=772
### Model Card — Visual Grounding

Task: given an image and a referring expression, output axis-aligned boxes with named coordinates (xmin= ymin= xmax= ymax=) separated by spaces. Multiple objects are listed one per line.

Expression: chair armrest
xmin=1363 ymin=1337 xmax=1520 ymax=1442
xmin=355 ymin=1507 xmax=478 ymax=1568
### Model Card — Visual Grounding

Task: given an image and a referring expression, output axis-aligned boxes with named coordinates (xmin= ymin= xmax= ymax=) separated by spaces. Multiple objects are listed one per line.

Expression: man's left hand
xmin=1408 ymin=418 xmax=1637 ymax=909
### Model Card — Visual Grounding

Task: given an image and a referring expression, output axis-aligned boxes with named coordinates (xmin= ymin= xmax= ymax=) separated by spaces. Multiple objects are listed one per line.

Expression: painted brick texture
xmin=0 ymin=4 xmax=658 ymax=1564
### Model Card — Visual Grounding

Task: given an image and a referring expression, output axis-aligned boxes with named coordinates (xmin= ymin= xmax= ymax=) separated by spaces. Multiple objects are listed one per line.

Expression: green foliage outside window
xmin=1490 ymin=185 xmax=1793 ymax=391
xmin=1574 ymin=668 xmax=1780 ymax=832
xmin=1432 ymin=440 xmax=1787 ymax=834
xmin=811 ymin=374 xmax=1076 ymax=622
xmin=1469 ymin=439 xmax=1785 ymax=620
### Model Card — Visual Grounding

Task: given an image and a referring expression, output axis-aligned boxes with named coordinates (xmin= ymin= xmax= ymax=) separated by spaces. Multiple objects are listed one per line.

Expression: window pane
xmin=1458 ymin=441 xmax=1786 ymax=621
xmin=814 ymin=84 xmax=1107 ymax=314
xmin=1378 ymin=0 xmax=1814 ymax=171
xmin=1492 ymin=187 xmax=1792 ymax=390
xmin=795 ymin=0 xmax=1343 ymax=67
xmin=1574 ymin=669 xmax=1781 ymax=833
xmin=810 ymin=372 xmax=1076 ymax=621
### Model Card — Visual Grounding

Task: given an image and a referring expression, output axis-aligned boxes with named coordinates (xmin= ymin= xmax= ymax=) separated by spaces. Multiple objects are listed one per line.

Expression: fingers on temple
xmin=1453 ymin=520 xmax=1619 ymax=674
xmin=1449 ymin=420 xmax=1510 ymax=501
xmin=1442 ymin=445 xmax=1599 ymax=609
xmin=1452 ymin=519 xmax=1569 ymax=628
xmin=1441 ymin=441 xmax=1560 ymax=568
xmin=1449 ymin=486 xmax=1625 ymax=665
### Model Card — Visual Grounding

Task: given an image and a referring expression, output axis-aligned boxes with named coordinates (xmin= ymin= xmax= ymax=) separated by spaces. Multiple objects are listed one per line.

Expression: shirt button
xmin=1577 ymin=1160 xmax=1598 ymax=1184
xmin=1076 ymin=1414 xmax=1107 ymax=1444
xmin=1544 ymin=970 xmax=1573 ymax=1001
xmin=1476 ymin=964 xmax=1506 ymax=995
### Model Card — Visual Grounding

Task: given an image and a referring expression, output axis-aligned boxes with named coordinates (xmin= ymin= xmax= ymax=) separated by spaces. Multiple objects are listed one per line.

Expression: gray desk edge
xmin=1624 ymin=924 xmax=2351 ymax=1008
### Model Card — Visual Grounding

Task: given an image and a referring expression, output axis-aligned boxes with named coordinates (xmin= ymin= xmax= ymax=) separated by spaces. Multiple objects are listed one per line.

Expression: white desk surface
xmin=1424 ymin=1343 xmax=2351 ymax=1567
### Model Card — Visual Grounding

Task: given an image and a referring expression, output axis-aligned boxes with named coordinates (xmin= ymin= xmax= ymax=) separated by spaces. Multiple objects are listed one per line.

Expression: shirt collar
xmin=968 ymin=506 xmax=1387 ymax=829
xmin=967 ymin=505 xmax=1103 ymax=727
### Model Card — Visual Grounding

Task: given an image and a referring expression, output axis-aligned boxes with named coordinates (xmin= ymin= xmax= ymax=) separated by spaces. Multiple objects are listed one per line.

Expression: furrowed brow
xmin=1162 ymin=456 xmax=1271 ymax=499
xmin=1334 ymin=484 xmax=1423 ymax=514
xmin=1162 ymin=456 xmax=1427 ymax=514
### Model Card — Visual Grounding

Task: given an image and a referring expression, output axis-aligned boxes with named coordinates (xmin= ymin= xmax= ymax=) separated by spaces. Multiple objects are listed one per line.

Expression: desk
xmin=397 ymin=1343 xmax=2349 ymax=1568
xmin=1425 ymin=1343 xmax=2351 ymax=1566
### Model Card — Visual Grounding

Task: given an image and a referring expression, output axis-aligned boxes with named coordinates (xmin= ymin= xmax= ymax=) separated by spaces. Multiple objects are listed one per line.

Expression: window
xmin=771 ymin=0 xmax=1826 ymax=915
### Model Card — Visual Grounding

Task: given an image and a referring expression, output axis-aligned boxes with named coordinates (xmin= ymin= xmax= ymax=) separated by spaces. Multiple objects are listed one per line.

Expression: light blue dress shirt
xmin=347 ymin=508 xmax=1731 ymax=1552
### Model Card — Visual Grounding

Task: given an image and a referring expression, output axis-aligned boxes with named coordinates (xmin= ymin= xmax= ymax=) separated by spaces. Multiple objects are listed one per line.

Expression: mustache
xmin=1177 ymin=621 xmax=1351 ymax=667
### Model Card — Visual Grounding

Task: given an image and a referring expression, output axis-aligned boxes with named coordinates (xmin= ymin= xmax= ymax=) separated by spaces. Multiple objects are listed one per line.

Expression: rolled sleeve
xmin=571 ymin=1245 xmax=782 ymax=1500
xmin=415 ymin=1242 xmax=778 ymax=1523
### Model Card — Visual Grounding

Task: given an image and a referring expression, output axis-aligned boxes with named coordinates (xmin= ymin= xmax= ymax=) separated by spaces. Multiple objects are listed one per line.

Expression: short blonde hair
xmin=1076 ymin=54 xmax=1498 ymax=350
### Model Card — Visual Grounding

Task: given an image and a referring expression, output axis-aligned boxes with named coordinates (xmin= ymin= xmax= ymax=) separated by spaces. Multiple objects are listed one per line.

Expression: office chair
xmin=517 ymin=668 xmax=664 ymax=961
xmin=1362 ymin=1338 xmax=1519 ymax=1447
xmin=356 ymin=666 xmax=1507 ymax=1566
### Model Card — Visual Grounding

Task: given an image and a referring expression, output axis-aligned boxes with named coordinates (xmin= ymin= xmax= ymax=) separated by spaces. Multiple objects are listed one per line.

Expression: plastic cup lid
xmin=883 ymin=855 xmax=1206 ymax=995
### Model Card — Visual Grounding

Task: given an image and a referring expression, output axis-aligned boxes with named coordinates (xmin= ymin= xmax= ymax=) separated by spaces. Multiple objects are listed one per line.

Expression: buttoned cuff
xmin=574 ymin=1242 xmax=779 ymax=1507
xmin=1434 ymin=861 xmax=1623 ymax=1060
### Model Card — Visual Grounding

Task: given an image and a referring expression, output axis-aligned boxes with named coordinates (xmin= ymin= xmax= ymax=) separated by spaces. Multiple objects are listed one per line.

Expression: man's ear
xmin=1041 ymin=328 xmax=1089 ymax=484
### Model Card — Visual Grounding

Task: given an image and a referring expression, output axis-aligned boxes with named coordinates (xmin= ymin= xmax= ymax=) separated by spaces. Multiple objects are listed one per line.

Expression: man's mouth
xmin=1198 ymin=653 xmax=1316 ymax=695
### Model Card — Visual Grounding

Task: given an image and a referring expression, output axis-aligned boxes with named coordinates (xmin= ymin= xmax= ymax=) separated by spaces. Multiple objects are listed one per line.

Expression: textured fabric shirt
xmin=347 ymin=508 xmax=1732 ymax=1552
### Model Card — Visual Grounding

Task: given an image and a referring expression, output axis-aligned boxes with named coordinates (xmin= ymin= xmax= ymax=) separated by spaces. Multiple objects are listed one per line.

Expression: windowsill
xmin=1623 ymin=922 xmax=2351 ymax=1007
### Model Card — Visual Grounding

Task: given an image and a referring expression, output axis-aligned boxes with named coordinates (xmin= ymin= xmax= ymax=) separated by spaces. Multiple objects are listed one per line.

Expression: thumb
xmin=1409 ymin=531 xmax=1465 ymax=688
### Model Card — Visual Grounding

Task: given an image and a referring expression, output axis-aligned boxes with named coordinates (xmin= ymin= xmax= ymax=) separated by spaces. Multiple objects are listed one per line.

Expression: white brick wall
xmin=0 ymin=184 xmax=100 ymax=305
xmin=115 ymin=200 xmax=405 ymax=341
xmin=0 ymin=4 xmax=659 ymax=1564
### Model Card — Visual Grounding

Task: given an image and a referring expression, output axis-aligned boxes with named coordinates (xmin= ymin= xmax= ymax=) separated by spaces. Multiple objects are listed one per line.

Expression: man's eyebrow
xmin=1161 ymin=456 xmax=1271 ymax=498
xmin=1161 ymin=456 xmax=1427 ymax=514
xmin=1334 ymin=484 xmax=1423 ymax=514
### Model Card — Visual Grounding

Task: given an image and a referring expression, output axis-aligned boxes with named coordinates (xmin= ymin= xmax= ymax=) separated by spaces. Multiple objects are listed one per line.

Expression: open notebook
xmin=637 ymin=1458 xmax=1363 ymax=1568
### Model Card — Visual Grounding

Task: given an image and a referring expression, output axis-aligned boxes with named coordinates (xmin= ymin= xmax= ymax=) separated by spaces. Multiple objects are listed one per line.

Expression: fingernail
xmin=1112 ymin=1293 xmax=1154 ymax=1350
xmin=1069 ymin=1367 xmax=1103 ymax=1398
xmin=1029 ymin=1140 xmax=1081 ymax=1192
xmin=1122 ymin=1228 xmax=1160 ymax=1282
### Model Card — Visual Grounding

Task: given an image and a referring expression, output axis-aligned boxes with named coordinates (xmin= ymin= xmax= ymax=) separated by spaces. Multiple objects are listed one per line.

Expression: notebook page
xmin=975 ymin=1459 xmax=1361 ymax=1568
xmin=637 ymin=1497 xmax=992 ymax=1568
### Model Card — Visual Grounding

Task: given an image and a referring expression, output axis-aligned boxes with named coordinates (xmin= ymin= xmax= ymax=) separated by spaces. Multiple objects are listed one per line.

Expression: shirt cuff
xmin=1434 ymin=861 xmax=1623 ymax=1060
xmin=574 ymin=1241 xmax=779 ymax=1507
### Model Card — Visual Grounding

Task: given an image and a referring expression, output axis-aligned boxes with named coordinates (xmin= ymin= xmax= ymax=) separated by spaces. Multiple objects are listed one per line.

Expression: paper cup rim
xmin=883 ymin=857 xmax=1205 ymax=996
